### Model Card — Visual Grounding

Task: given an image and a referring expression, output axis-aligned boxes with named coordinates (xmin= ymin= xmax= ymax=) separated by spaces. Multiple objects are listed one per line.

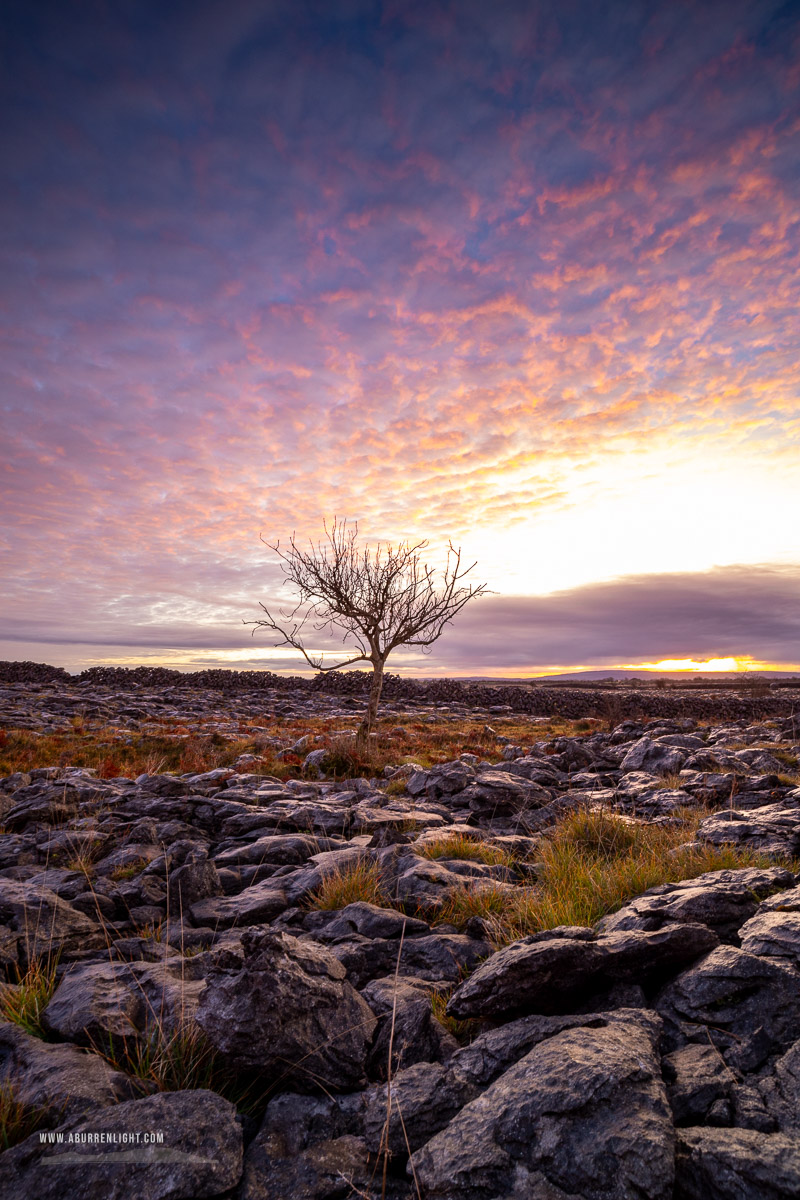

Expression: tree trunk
xmin=356 ymin=658 xmax=385 ymax=751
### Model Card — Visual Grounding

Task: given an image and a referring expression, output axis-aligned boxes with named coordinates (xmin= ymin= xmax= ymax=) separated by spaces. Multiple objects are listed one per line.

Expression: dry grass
xmin=109 ymin=857 xmax=151 ymax=882
xmin=419 ymin=832 xmax=514 ymax=867
xmin=306 ymin=859 xmax=394 ymax=911
xmin=436 ymin=882 xmax=516 ymax=928
xmin=429 ymin=987 xmax=481 ymax=1043
xmin=430 ymin=808 xmax=786 ymax=947
xmin=0 ymin=714 xmax=586 ymax=783
xmin=0 ymin=1081 xmax=55 ymax=1150
xmin=657 ymin=770 xmax=686 ymax=790
xmin=0 ymin=956 xmax=60 ymax=1039
xmin=91 ymin=1019 xmax=267 ymax=1114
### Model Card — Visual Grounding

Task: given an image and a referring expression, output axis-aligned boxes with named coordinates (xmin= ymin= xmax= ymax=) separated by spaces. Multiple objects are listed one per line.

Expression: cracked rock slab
xmin=675 ymin=1128 xmax=800 ymax=1200
xmin=411 ymin=1010 xmax=674 ymax=1200
xmin=195 ymin=928 xmax=377 ymax=1089
xmin=0 ymin=1088 xmax=243 ymax=1200
xmin=446 ymin=922 xmax=718 ymax=1019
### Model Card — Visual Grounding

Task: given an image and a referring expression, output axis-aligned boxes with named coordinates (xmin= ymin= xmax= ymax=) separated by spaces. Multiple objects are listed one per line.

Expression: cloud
xmin=2 ymin=563 xmax=798 ymax=676
xmin=432 ymin=564 xmax=800 ymax=670
xmin=1 ymin=0 xmax=799 ymax=666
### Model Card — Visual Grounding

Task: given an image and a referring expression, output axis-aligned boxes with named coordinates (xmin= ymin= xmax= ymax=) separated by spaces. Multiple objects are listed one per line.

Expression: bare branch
xmin=246 ymin=518 xmax=487 ymax=743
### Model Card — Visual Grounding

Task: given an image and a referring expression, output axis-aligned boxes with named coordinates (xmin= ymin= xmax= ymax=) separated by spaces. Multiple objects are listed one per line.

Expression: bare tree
xmin=247 ymin=519 xmax=487 ymax=749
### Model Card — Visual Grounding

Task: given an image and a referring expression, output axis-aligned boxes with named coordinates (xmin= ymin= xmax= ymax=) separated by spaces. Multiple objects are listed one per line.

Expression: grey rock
xmin=757 ymin=1040 xmax=800 ymax=1131
xmin=213 ymin=833 xmax=335 ymax=868
xmin=329 ymin=931 xmax=491 ymax=989
xmin=739 ymin=908 xmax=800 ymax=967
xmin=662 ymin=1043 xmax=737 ymax=1125
xmin=696 ymin=796 xmax=800 ymax=859
xmin=0 ymin=878 xmax=101 ymax=968
xmin=240 ymin=1091 xmax=412 ymax=1200
xmin=302 ymin=748 xmax=331 ymax=776
xmin=392 ymin=856 xmax=507 ymax=908
xmin=620 ymin=737 xmax=689 ymax=774
xmin=447 ymin=923 xmax=718 ymax=1019
xmin=460 ymin=769 xmax=550 ymax=816
xmin=411 ymin=1010 xmax=674 ymax=1200
xmin=657 ymin=946 xmax=800 ymax=1071
xmin=0 ymin=1019 xmax=141 ymax=1120
xmin=195 ymin=928 xmax=377 ymax=1089
xmin=188 ymin=877 xmax=287 ymax=927
xmin=302 ymin=901 xmax=430 ymax=941
xmin=596 ymin=867 xmax=795 ymax=941
xmin=424 ymin=762 xmax=476 ymax=800
xmin=42 ymin=958 xmax=207 ymax=1045
xmin=167 ymin=852 xmax=222 ymax=915
xmin=0 ymin=1088 xmax=243 ymax=1200
xmin=364 ymin=1012 xmax=609 ymax=1157
xmin=362 ymin=976 xmax=458 ymax=1079
xmin=675 ymin=1128 xmax=800 ymax=1199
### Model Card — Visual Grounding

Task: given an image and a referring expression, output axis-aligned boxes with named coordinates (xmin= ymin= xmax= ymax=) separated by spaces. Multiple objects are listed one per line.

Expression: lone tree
xmin=247 ymin=519 xmax=487 ymax=749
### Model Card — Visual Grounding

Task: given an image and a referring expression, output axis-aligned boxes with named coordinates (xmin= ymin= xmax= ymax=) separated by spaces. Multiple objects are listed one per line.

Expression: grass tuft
xmin=306 ymin=859 xmax=393 ymax=911
xmin=430 ymin=807 xmax=786 ymax=947
xmin=435 ymin=882 xmax=515 ymax=928
xmin=0 ymin=1081 xmax=54 ymax=1150
xmin=0 ymin=957 xmax=60 ymax=1039
xmin=429 ymin=988 xmax=481 ymax=1043
xmin=419 ymin=832 xmax=514 ymax=867
xmin=92 ymin=1020 xmax=267 ymax=1114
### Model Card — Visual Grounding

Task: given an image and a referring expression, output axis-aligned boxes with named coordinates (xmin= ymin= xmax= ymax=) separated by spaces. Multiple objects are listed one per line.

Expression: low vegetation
xmin=306 ymin=859 xmax=391 ymax=910
xmin=429 ymin=807 xmax=785 ymax=947
xmin=0 ymin=1082 xmax=55 ymax=1151
xmin=0 ymin=957 xmax=60 ymax=1039
xmin=419 ymin=832 xmax=515 ymax=867
xmin=0 ymin=713 xmax=583 ymax=782
xmin=91 ymin=1020 xmax=268 ymax=1115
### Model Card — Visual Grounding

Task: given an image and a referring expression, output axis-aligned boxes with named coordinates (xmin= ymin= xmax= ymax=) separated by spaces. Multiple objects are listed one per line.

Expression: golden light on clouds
xmin=632 ymin=657 xmax=766 ymax=673
xmin=1 ymin=3 xmax=799 ymax=675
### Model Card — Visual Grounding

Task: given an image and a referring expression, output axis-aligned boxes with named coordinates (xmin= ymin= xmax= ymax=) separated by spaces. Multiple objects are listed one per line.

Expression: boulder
xmin=166 ymin=852 xmax=221 ymax=915
xmin=447 ymin=923 xmax=718 ymax=1019
xmin=361 ymin=976 xmax=458 ymax=1079
xmin=459 ymin=770 xmax=550 ymax=816
xmin=329 ymin=931 xmax=491 ymax=989
xmin=0 ymin=1019 xmax=141 ymax=1120
xmin=657 ymin=945 xmax=800 ymax=1072
xmin=619 ymin=737 xmax=689 ymax=774
xmin=302 ymin=900 xmax=430 ymax=942
xmin=212 ymin=833 xmax=338 ymax=869
xmin=757 ymin=1040 xmax=800 ymax=1132
xmin=662 ymin=1043 xmax=737 ymax=1126
xmin=675 ymin=1128 xmax=800 ymax=1199
xmin=411 ymin=1010 xmax=674 ymax=1200
xmin=240 ymin=1091 xmax=412 ymax=1200
xmin=596 ymin=866 xmax=795 ymax=941
xmin=188 ymin=878 xmax=287 ymax=927
xmin=0 ymin=1088 xmax=243 ymax=1200
xmin=195 ymin=928 xmax=377 ymax=1089
xmin=364 ymin=1012 xmax=610 ymax=1157
xmin=739 ymin=908 xmax=800 ymax=968
xmin=0 ymin=879 xmax=101 ymax=968
xmin=42 ymin=959 xmax=207 ymax=1045
xmin=696 ymin=796 xmax=800 ymax=859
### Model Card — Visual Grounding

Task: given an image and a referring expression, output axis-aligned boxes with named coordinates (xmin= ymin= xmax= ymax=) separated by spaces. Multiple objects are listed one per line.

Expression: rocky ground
xmin=1 ymin=666 xmax=800 ymax=1198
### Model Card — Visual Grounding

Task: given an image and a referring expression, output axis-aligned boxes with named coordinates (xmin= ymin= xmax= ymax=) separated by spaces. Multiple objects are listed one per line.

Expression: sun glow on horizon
xmin=631 ymin=656 xmax=758 ymax=673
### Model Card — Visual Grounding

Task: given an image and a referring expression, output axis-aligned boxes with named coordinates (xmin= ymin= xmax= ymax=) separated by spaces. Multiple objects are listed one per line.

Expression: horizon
xmin=2 ymin=1 xmax=799 ymax=675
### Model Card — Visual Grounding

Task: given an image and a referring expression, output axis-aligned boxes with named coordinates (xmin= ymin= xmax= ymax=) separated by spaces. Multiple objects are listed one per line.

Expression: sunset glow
xmin=1 ymin=1 xmax=799 ymax=675
xmin=633 ymin=658 xmax=750 ymax=674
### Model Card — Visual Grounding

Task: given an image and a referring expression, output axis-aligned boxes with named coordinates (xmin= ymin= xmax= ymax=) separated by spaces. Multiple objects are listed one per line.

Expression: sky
xmin=1 ymin=0 xmax=799 ymax=677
